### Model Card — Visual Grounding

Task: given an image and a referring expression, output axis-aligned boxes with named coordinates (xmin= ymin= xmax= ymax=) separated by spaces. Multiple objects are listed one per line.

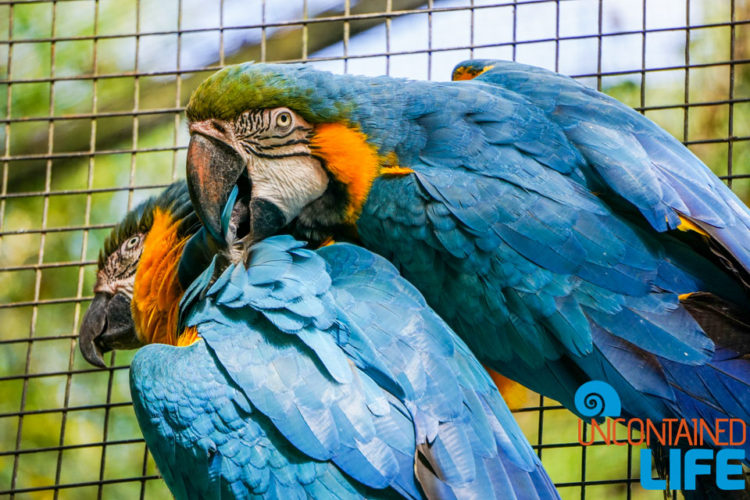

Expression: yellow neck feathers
xmin=311 ymin=123 xmax=413 ymax=225
xmin=132 ymin=209 xmax=190 ymax=346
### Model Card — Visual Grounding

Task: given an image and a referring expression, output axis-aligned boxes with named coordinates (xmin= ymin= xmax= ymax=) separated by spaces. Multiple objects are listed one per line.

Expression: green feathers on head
xmin=98 ymin=181 xmax=199 ymax=268
xmin=186 ymin=62 xmax=354 ymax=124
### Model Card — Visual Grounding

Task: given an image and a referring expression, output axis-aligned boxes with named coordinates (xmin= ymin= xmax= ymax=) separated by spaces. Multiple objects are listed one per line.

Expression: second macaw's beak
xmin=186 ymin=133 xmax=246 ymax=244
xmin=78 ymin=292 xmax=142 ymax=368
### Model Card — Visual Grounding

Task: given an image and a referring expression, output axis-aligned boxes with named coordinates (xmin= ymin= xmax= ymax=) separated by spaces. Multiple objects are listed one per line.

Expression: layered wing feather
xmin=131 ymin=340 xmax=379 ymax=500
xmin=463 ymin=59 xmax=750 ymax=277
xmin=319 ymin=243 xmax=557 ymax=499
xmin=137 ymin=236 xmax=559 ymax=499
xmin=352 ymin=63 xmax=750 ymax=445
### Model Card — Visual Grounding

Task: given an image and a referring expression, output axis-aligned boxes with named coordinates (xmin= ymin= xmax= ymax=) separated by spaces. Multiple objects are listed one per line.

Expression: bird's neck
xmin=310 ymin=122 xmax=382 ymax=225
xmin=300 ymin=124 xmax=414 ymax=245
xmin=132 ymin=209 xmax=191 ymax=346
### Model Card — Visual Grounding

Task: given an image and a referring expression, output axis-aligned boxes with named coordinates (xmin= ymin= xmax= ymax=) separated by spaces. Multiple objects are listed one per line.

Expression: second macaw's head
xmin=78 ymin=182 xmax=201 ymax=367
xmin=185 ymin=62 xmax=412 ymax=253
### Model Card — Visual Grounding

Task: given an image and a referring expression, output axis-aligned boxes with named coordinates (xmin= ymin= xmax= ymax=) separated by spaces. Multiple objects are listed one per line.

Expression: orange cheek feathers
xmin=311 ymin=123 xmax=382 ymax=224
xmin=132 ymin=209 xmax=190 ymax=346
xmin=311 ymin=124 xmax=414 ymax=223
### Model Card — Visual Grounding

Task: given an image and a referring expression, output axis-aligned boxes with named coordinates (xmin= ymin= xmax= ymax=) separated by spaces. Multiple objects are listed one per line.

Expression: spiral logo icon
xmin=574 ymin=381 xmax=622 ymax=418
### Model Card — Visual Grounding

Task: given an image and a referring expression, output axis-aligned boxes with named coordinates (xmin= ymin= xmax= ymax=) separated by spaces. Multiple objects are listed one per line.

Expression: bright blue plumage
xmin=350 ymin=62 xmax=750 ymax=435
xmin=182 ymin=59 xmax=750 ymax=497
xmin=341 ymin=74 xmax=734 ymax=401
xmin=185 ymin=59 xmax=750 ymax=472
xmin=131 ymin=235 xmax=559 ymax=499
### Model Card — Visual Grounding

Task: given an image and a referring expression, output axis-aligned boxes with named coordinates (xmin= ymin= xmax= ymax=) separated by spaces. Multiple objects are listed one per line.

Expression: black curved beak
xmin=79 ymin=292 xmax=142 ymax=368
xmin=186 ymin=133 xmax=246 ymax=244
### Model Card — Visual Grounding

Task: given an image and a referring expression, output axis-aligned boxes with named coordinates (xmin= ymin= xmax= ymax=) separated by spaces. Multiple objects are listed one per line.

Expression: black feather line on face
xmin=98 ymin=181 xmax=200 ymax=269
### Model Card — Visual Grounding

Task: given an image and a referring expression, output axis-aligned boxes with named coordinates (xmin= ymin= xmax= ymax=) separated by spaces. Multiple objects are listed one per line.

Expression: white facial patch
xmin=247 ymin=155 xmax=329 ymax=223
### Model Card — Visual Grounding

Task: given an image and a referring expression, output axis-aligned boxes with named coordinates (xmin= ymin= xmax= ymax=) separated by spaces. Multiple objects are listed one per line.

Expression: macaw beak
xmin=79 ymin=292 xmax=142 ymax=368
xmin=186 ymin=130 xmax=288 ymax=251
xmin=186 ymin=133 xmax=246 ymax=244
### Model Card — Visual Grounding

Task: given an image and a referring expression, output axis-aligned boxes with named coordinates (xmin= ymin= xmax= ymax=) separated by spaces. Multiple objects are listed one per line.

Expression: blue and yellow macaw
xmin=79 ymin=182 xmax=200 ymax=366
xmin=183 ymin=59 xmax=750 ymax=475
xmin=79 ymin=181 xmax=560 ymax=499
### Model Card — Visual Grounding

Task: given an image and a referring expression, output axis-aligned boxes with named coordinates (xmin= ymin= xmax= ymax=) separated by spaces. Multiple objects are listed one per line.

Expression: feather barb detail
xmin=380 ymin=166 xmax=414 ymax=176
xmin=176 ymin=326 xmax=201 ymax=347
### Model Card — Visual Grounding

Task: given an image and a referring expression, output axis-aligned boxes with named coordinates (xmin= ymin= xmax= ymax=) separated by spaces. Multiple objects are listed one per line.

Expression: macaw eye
xmin=125 ymin=235 xmax=141 ymax=250
xmin=276 ymin=111 xmax=292 ymax=129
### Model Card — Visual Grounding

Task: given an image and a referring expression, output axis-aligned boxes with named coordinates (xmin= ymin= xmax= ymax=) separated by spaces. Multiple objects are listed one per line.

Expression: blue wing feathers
xmin=135 ymin=237 xmax=559 ymax=498
xmin=466 ymin=59 xmax=750 ymax=264
xmin=144 ymin=59 xmax=750 ymax=498
xmin=131 ymin=341 xmax=375 ymax=500
xmin=351 ymin=59 xmax=750 ymax=459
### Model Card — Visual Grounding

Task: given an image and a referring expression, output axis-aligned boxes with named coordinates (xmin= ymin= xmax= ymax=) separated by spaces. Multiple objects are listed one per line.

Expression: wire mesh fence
xmin=0 ymin=0 xmax=747 ymax=498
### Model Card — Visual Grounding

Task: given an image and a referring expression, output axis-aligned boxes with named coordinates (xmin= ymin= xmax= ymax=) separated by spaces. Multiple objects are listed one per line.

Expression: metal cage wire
xmin=0 ymin=0 xmax=747 ymax=498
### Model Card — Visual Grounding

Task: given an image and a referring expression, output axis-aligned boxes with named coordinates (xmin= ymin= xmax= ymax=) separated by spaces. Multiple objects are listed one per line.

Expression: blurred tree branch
xmin=8 ymin=0 xmax=428 ymax=191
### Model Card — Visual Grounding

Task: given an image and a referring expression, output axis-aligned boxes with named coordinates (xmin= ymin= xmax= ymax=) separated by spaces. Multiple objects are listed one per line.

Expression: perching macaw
xmin=183 ymin=59 xmax=750 ymax=479
xmin=78 ymin=181 xmax=560 ymax=499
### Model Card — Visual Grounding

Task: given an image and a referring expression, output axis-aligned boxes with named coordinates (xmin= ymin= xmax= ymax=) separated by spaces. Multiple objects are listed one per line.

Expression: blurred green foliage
xmin=0 ymin=0 xmax=747 ymax=499
xmin=0 ymin=0 xmax=183 ymax=497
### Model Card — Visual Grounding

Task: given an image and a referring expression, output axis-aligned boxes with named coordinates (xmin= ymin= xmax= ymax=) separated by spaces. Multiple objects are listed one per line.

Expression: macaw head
xmin=79 ymin=181 xmax=201 ymax=367
xmin=185 ymin=62 xmax=413 ymax=256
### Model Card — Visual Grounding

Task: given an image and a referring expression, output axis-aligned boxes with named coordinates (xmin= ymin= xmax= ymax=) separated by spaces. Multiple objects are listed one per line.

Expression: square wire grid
xmin=0 ymin=0 xmax=747 ymax=499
